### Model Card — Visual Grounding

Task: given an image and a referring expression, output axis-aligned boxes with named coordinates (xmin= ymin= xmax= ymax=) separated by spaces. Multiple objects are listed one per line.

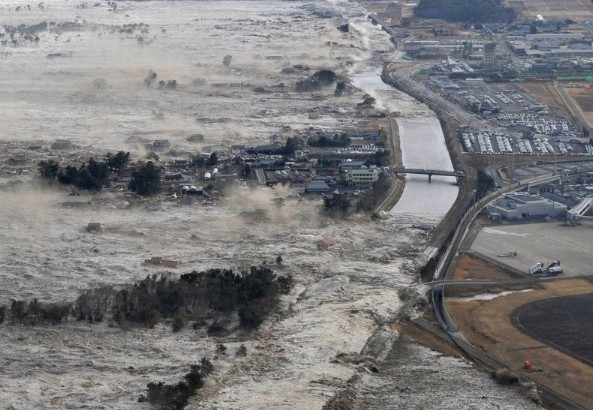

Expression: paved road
xmin=418 ymin=276 xmax=565 ymax=295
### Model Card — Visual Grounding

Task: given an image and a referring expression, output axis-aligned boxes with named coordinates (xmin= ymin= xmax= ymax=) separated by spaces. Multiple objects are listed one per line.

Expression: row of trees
xmin=38 ymin=151 xmax=130 ymax=191
xmin=38 ymin=152 xmax=162 ymax=196
xmin=308 ymin=133 xmax=351 ymax=148
xmin=2 ymin=266 xmax=294 ymax=331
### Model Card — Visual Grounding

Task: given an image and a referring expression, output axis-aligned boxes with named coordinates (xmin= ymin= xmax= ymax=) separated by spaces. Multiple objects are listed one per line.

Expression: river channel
xmin=350 ymin=68 xmax=459 ymax=223
xmin=348 ymin=16 xmax=459 ymax=224
xmin=390 ymin=117 xmax=459 ymax=224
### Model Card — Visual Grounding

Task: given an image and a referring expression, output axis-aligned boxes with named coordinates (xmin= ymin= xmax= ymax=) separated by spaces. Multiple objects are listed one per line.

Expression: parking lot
xmin=471 ymin=222 xmax=593 ymax=276
xmin=460 ymin=129 xmax=593 ymax=156
xmin=432 ymin=79 xmax=548 ymax=119
xmin=425 ymin=78 xmax=593 ymax=156
xmin=448 ymin=83 xmax=593 ymax=156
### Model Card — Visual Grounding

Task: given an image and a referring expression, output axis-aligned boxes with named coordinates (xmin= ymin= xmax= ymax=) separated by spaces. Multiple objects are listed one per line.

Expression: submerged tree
xmin=128 ymin=161 xmax=161 ymax=196
xmin=140 ymin=359 xmax=213 ymax=409
xmin=323 ymin=193 xmax=352 ymax=218
xmin=104 ymin=151 xmax=130 ymax=173
xmin=38 ymin=160 xmax=60 ymax=180
xmin=207 ymin=152 xmax=218 ymax=166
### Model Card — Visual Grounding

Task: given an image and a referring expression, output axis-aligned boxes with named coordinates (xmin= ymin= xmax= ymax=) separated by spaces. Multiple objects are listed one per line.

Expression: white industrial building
xmin=343 ymin=166 xmax=380 ymax=187
xmin=487 ymin=192 xmax=567 ymax=220
xmin=526 ymin=33 xmax=583 ymax=42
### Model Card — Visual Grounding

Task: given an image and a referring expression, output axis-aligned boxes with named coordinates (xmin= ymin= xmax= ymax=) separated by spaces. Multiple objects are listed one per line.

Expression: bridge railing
xmin=391 ymin=167 xmax=465 ymax=177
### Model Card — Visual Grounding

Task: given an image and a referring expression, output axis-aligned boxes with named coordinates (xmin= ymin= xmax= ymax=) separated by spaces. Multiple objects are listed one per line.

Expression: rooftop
xmin=506 ymin=193 xmax=547 ymax=203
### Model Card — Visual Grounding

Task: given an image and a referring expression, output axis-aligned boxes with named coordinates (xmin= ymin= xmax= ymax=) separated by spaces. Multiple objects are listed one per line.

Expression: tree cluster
xmin=143 ymin=70 xmax=178 ymax=90
xmin=323 ymin=193 xmax=352 ymax=218
xmin=38 ymin=151 xmax=130 ymax=191
xmin=295 ymin=78 xmax=322 ymax=92
xmin=283 ymin=137 xmax=302 ymax=156
xmin=367 ymin=150 xmax=390 ymax=167
xmin=4 ymin=299 xmax=71 ymax=325
xmin=308 ymin=133 xmax=351 ymax=148
xmin=128 ymin=161 xmax=161 ymax=196
xmin=192 ymin=152 xmax=218 ymax=167
xmin=334 ymin=81 xmax=346 ymax=96
xmin=139 ymin=358 xmax=214 ymax=410
xmin=1 ymin=266 xmax=294 ymax=332
xmin=312 ymin=69 xmax=337 ymax=85
xmin=476 ymin=169 xmax=495 ymax=200
xmin=113 ymin=266 xmax=293 ymax=329
xmin=207 ymin=152 xmax=218 ymax=166
xmin=414 ymin=0 xmax=516 ymax=24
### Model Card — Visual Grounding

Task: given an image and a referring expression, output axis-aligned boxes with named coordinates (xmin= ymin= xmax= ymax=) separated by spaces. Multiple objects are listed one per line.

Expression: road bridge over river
xmin=392 ymin=167 xmax=465 ymax=182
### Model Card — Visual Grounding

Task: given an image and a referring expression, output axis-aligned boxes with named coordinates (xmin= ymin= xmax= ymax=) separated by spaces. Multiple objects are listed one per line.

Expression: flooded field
xmin=0 ymin=187 xmax=426 ymax=408
xmin=0 ymin=0 xmax=368 ymax=153
xmin=0 ymin=1 xmax=535 ymax=408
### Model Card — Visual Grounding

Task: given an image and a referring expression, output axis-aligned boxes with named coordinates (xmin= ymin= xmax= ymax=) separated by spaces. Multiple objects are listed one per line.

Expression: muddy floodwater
xmin=0 ymin=1 xmax=535 ymax=409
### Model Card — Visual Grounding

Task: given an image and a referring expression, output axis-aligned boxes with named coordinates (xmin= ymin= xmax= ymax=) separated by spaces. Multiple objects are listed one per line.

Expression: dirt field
xmin=508 ymin=0 xmax=593 ymax=20
xmin=450 ymin=252 xmax=519 ymax=281
xmin=567 ymin=87 xmax=593 ymax=129
xmin=517 ymin=83 xmax=573 ymax=119
xmin=448 ymin=278 xmax=593 ymax=409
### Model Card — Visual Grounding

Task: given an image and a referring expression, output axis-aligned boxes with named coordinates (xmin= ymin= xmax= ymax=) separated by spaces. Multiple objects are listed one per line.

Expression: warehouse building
xmin=487 ymin=192 xmax=567 ymax=220
xmin=526 ymin=33 xmax=583 ymax=43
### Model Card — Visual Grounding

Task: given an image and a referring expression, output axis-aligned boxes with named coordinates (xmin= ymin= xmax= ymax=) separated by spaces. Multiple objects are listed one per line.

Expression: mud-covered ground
xmin=0 ymin=1 xmax=538 ymax=409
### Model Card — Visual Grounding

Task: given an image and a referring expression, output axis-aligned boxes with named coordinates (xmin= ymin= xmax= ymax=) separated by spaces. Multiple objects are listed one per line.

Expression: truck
xmin=529 ymin=262 xmax=544 ymax=275
xmin=528 ymin=261 xmax=563 ymax=275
